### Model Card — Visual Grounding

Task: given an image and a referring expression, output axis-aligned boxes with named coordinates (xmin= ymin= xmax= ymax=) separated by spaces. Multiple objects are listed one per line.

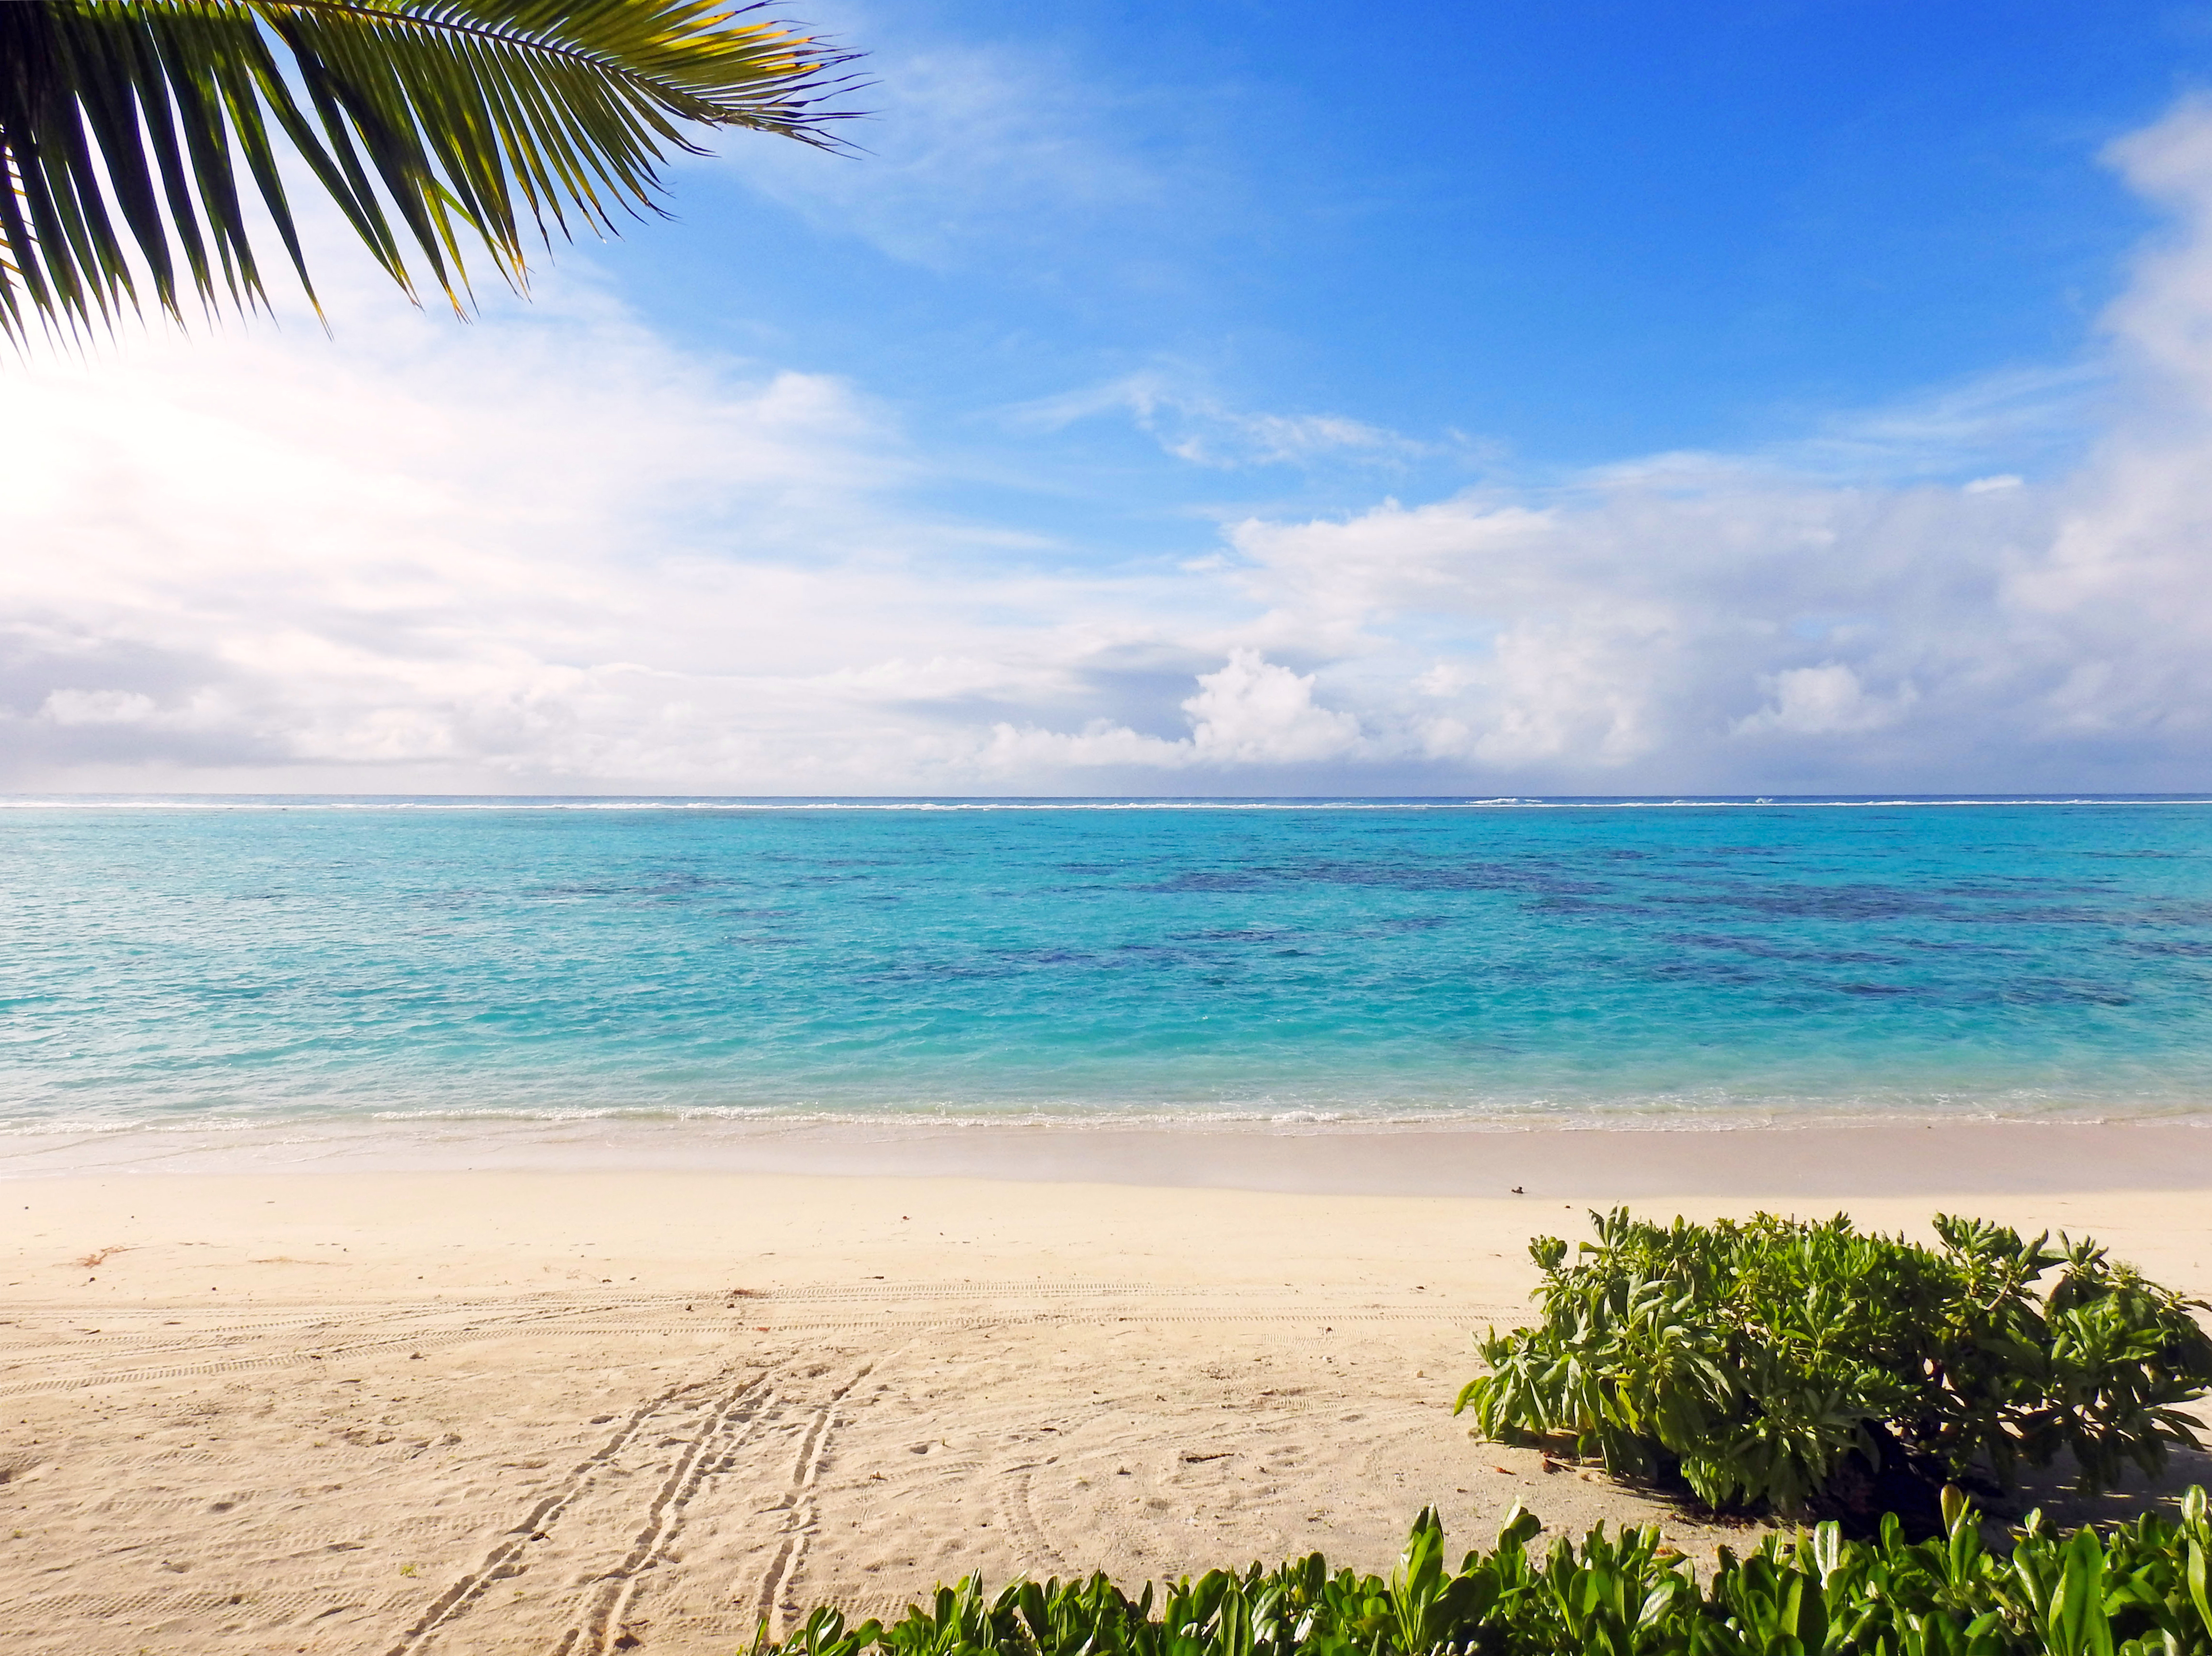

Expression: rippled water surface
xmin=6 ymin=797 xmax=2212 ymax=1134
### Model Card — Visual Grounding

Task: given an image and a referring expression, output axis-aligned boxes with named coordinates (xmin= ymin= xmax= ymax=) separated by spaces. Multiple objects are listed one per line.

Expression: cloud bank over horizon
xmin=5 ymin=100 xmax=2212 ymax=797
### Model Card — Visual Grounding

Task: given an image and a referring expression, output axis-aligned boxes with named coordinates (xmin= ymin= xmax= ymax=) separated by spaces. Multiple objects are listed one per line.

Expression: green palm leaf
xmin=0 ymin=0 xmax=862 ymax=341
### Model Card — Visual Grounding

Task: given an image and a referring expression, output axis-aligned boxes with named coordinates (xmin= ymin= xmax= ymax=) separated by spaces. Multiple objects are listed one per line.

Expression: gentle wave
xmin=8 ymin=1099 xmax=2211 ymax=1139
xmin=11 ymin=1090 xmax=2212 ymax=1136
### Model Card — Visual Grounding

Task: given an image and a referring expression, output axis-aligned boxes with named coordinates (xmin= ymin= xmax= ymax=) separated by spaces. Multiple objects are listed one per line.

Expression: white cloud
xmin=1732 ymin=665 xmax=1919 ymax=738
xmin=1185 ymin=650 xmax=1362 ymax=762
xmin=981 ymin=651 xmax=1362 ymax=772
xmin=40 ymin=689 xmax=160 ymax=727
xmin=0 ymin=274 xmax=973 ymax=790
xmin=10 ymin=103 xmax=2212 ymax=794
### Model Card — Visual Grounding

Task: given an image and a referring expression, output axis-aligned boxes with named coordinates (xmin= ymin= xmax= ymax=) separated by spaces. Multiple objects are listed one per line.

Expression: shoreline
xmin=10 ymin=1114 xmax=2212 ymax=1197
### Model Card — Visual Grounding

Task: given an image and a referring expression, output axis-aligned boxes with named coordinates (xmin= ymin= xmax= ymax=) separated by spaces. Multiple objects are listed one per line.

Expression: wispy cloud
xmin=1012 ymin=372 xmax=1436 ymax=469
xmin=1770 ymin=363 xmax=2109 ymax=483
xmin=709 ymin=5 xmax=1187 ymax=273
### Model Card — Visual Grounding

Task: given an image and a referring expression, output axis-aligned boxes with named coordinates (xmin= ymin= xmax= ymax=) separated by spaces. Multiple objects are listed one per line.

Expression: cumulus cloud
xmin=983 ymin=651 xmax=1363 ymax=772
xmin=1732 ymin=666 xmax=1919 ymax=739
xmin=1184 ymin=651 xmax=1363 ymax=762
xmin=9 ymin=102 xmax=2212 ymax=794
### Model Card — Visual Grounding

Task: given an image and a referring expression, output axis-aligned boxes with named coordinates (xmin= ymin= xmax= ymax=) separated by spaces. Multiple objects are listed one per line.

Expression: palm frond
xmin=0 ymin=0 xmax=864 ymax=343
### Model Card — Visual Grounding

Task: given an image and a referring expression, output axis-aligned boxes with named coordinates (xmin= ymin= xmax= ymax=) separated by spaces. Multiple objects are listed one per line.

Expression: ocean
xmin=6 ymin=797 xmax=2212 ymax=1159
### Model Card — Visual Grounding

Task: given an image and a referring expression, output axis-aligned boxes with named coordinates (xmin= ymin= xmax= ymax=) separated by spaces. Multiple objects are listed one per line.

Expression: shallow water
xmin=6 ymin=796 xmax=2212 ymax=1141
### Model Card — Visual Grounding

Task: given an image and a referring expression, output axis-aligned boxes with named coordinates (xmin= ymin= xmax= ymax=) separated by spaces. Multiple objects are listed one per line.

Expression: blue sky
xmin=5 ymin=1 xmax=2212 ymax=793
xmin=651 ymin=0 xmax=2198 ymax=480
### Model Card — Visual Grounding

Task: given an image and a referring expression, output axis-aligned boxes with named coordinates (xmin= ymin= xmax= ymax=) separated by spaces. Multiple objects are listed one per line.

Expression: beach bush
xmin=750 ymin=1490 xmax=2212 ymax=1656
xmin=1455 ymin=1209 xmax=2212 ymax=1522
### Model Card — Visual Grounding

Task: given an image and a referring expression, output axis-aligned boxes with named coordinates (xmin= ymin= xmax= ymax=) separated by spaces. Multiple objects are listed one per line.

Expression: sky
xmin=6 ymin=0 xmax=2212 ymax=795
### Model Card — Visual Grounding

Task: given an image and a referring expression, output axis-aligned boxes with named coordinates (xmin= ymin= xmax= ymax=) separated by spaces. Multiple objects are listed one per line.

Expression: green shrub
xmin=751 ymin=1489 xmax=2212 ymax=1656
xmin=1454 ymin=1209 xmax=2212 ymax=1518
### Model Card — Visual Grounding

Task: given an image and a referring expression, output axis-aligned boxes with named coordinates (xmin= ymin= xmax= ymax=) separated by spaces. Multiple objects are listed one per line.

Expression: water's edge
xmin=9 ymin=1115 xmax=2212 ymax=1198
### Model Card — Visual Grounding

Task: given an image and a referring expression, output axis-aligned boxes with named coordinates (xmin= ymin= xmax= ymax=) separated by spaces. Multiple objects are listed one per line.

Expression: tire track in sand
xmin=381 ymin=1368 xmax=766 ymax=1656
xmin=994 ymin=1459 xmax=1070 ymax=1579
xmin=557 ymin=1371 xmax=782 ymax=1656
xmin=756 ymin=1363 xmax=876 ymax=1639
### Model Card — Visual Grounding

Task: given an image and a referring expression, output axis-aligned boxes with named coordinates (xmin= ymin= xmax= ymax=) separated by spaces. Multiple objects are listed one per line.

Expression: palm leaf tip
xmin=0 ymin=0 xmax=867 ymax=344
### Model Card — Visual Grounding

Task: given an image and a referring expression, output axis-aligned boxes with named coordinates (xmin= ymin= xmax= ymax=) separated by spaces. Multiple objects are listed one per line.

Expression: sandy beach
xmin=4 ymin=1127 xmax=2212 ymax=1656
xmin=14 ymin=0 xmax=2212 ymax=1635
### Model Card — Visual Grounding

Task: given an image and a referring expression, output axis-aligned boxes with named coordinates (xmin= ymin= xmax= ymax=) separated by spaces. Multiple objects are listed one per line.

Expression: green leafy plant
xmin=0 ymin=0 xmax=863 ymax=342
xmin=1455 ymin=1209 xmax=2212 ymax=1520
xmin=746 ymin=1490 xmax=2212 ymax=1656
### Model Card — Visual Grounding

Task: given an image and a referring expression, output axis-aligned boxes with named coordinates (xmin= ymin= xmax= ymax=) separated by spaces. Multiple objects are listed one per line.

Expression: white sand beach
xmin=4 ymin=1129 xmax=2212 ymax=1656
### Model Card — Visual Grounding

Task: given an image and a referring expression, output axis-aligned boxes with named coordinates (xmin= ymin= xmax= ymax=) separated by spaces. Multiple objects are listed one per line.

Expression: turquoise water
xmin=6 ymin=797 xmax=2212 ymax=1138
